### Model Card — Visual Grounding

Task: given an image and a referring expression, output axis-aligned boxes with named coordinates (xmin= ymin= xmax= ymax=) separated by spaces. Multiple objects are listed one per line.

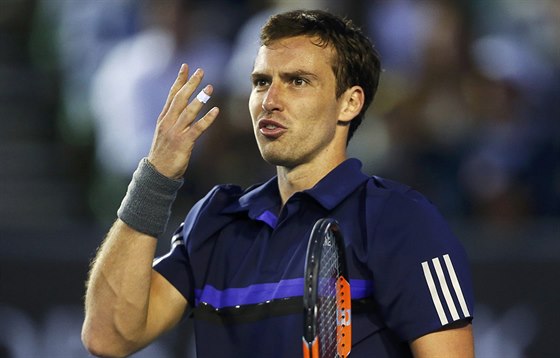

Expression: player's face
xmin=249 ymin=35 xmax=347 ymax=168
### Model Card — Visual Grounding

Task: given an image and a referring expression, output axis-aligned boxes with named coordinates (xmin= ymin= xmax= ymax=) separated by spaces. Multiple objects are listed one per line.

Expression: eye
xmin=252 ymin=77 xmax=270 ymax=88
xmin=292 ymin=77 xmax=307 ymax=86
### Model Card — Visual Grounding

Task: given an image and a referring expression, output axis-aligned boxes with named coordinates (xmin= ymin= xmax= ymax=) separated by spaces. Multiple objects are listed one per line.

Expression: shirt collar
xmin=222 ymin=158 xmax=369 ymax=217
xmin=303 ymin=158 xmax=369 ymax=210
xmin=222 ymin=176 xmax=280 ymax=220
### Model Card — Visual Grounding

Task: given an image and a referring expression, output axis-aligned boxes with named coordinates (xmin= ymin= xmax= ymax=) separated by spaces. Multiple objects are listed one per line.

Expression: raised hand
xmin=148 ymin=64 xmax=220 ymax=179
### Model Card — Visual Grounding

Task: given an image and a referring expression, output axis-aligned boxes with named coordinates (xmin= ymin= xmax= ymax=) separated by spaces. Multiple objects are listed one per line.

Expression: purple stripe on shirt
xmin=256 ymin=210 xmax=278 ymax=228
xmin=350 ymin=279 xmax=375 ymax=297
xmin=195 ymin=278 xmax=373 ymax=308
xmin=195 ymin=278 xmax=303 ymax=307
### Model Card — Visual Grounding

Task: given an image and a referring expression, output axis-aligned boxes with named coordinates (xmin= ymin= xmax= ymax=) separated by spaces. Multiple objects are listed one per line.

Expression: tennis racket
xmin=302 ymin=218 xmax=351 ymax=358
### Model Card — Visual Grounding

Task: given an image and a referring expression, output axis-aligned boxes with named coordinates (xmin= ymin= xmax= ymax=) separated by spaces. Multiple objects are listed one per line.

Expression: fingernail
xmin=179 ymin=64 xmax=186 ymax=74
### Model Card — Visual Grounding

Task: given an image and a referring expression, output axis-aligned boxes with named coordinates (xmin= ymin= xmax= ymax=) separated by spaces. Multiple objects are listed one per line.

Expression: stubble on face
xmin=249 ymin=36 xmax=343 ymax=170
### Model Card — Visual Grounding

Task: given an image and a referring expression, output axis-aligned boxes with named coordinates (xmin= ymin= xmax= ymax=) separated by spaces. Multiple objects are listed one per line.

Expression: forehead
xmin=253 ymin=35 xmax=335 ymax=73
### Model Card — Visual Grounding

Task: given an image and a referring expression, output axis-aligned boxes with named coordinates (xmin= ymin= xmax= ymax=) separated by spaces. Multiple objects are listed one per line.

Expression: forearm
xmin=82 ymin=219 xmax=158 ymax=357
xmin=81 ymin=64 xmax=218 ymax=357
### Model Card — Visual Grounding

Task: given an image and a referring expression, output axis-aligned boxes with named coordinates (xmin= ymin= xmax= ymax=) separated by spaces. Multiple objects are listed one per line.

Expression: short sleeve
xmin=368 ymin=189 xmax=474 ymax=341
xmin=153 ymin=223 xmax=195 ymax=303
xmin=152 ymin=186 xmax=214 ymax=304
xmin=152 ymin=184 xmax=244 ymax=305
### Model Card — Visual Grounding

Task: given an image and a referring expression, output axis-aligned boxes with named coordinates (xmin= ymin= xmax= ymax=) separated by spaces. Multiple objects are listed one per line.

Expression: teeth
xmin=265 ymin=124 xmax=277 ymax=129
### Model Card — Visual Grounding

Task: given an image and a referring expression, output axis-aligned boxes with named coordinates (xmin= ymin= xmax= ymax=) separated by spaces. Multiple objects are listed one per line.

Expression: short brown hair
xmin=260 ymin=9 xmax=381 ymax=143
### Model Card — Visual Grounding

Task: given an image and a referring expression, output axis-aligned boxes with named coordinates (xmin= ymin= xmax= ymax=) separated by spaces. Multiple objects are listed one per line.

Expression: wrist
xmin=117 ymin=158 xmax=184 ymax=238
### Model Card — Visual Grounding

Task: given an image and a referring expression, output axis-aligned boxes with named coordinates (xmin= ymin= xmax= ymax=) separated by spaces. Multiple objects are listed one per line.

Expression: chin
xmin=259 ymin=150 xmax=297 ymax=168
xmin=261 ymin=154 xmax=291 ymax=167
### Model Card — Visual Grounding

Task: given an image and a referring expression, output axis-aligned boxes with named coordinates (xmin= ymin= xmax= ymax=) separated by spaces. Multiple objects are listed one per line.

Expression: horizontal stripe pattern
xmin=195 ymin=278 xmax=373 ymax=308
xmin=422 ymin=254 xmax=471 ymax=326
xmin=194 ymin=297 xmax=378 ymax=325
xmin=194 ymin=297 xmax=303 ymax=324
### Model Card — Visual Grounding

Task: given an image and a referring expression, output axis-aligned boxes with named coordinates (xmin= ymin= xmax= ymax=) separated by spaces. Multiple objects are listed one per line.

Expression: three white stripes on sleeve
xmin=421 ymin=254 xmax=471 ymax=326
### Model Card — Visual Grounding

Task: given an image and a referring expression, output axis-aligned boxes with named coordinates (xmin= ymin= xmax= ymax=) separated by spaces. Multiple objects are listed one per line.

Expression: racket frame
xmin=302 ymin=218 xmax=351 ymax=358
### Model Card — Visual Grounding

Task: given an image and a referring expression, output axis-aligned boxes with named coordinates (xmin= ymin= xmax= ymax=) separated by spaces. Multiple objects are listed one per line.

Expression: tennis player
xmin=82 ymin=9 xmax=474 ymax=357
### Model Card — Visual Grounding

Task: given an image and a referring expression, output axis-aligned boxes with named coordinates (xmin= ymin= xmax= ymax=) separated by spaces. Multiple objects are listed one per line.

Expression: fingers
xmin=158 ymin=64 xmax=189 ymax=121
xmin=175 ymin=85 xmax=214 ymax=129
xmin=162 ymin=66 xmax=220 ymax=143
xmin=166 ymin=68 xmax=205 ymax=122
xmin=156 ymin=64 xmax=219 ymax=138
xmin=187 ymin=107 xmax=220 ymax=141
xmin=147 ymin=64 xmax=220 ymax=179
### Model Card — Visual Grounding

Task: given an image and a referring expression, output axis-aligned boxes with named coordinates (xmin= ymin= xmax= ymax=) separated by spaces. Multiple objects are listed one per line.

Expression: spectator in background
xmin=364 ymin=0 xmax=560 ymax=221
xmin=88 ymin=0 xmax=232 ymax=223
xmin=465 ymin=0 xmax=560 ymax=219
xmin=366 ymin=0 xmax=474 ymax=215
xmin=34 ymin=0 xmax=139 ymax=143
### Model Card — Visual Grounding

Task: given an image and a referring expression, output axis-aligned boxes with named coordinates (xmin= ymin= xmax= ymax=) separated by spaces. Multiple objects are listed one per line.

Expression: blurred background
xmin=0 ymin=0 xmax=558 ymax=356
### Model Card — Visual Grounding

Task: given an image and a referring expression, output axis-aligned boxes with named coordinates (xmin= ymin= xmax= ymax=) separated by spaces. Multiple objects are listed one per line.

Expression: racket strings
xmin=316 ymin=232 xmax=341 ymax=357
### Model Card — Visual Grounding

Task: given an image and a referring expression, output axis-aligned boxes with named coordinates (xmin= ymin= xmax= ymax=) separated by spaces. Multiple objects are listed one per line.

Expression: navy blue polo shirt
xmin=153 ymin=158 xmax=474 ymax=357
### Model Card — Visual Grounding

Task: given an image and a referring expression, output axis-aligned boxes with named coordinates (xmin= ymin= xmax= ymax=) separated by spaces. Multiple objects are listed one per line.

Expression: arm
xmin=82 ymin=64 xmax=219 ymax=357
xmin=410 ymin=320 xmax=474 ymax=358
xmin=82 ymin=221 xmax=186 ymax=357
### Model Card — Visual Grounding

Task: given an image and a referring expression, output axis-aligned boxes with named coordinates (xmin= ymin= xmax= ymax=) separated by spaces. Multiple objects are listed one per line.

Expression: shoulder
xmin=369 ymin=175 xmax=431 ymax=206
xmin=180 ymin=184 xmax=244 ymax=240
xmin=363 ymin=175 xmax=461 ymax=254
xmin=194 ymin=184 xmax=246 ymax=211
xmin=361 ymin=177 xmax=474 ymax=341
xmin=365 ymin=176 xmax=443 ymax=227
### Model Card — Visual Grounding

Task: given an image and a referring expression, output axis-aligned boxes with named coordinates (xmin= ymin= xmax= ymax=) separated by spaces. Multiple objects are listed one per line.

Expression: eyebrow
xmin=251 ymin=70 xmax=319 ymax=81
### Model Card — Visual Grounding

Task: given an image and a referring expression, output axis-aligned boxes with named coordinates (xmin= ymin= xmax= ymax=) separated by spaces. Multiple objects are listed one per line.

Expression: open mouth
xmin=258 ymin=119 xmax=287 ymax=139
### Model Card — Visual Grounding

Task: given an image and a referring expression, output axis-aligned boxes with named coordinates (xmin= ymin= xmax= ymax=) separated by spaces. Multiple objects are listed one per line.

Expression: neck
xmin=276 ymin=154 xmax=347 ymax=206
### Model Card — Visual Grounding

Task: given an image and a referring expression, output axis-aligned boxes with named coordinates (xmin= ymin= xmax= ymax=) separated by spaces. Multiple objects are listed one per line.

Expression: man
xmin=82 ymin=9 xmax=474 ymax=357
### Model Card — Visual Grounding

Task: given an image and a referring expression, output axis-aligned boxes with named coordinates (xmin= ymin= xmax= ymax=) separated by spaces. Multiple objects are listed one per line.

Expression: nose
xmin=261 ymin=82 xmax=283 ymax=112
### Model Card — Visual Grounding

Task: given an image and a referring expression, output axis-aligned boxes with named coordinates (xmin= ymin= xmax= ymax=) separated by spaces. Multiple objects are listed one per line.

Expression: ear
xmin=338 ymin=86 xmax=365 ymax=124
